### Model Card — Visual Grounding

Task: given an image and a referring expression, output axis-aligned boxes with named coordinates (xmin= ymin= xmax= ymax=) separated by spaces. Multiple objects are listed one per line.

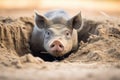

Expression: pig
xmin=30 ymin=10 xmax=83 ymax=57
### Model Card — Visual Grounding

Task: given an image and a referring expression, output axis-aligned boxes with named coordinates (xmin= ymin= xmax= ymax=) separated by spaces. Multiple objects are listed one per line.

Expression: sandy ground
xmin=0 ymin=14 xmax=120 ymax=80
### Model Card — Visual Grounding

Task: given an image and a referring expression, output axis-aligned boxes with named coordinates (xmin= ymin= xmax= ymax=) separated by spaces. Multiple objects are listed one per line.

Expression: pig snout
xmin=50 ymin=40 xmax=64 ymax=53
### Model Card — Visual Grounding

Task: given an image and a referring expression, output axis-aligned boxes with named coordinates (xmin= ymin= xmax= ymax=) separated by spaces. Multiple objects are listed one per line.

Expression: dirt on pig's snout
xmin=0 ymin=16 xmax=120 ymax=80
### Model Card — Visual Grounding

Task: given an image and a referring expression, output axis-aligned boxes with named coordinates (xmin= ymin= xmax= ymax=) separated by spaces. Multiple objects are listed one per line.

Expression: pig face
xmin=43 ymin=24 xmax=73 ymax=57
xmin=35 ymin=11 xmax=82 ymax=57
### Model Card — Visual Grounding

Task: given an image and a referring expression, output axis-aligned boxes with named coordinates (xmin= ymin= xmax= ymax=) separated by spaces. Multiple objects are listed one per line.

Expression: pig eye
xmin=45 ymin=31 xmax=51 ymax=38
xmin=66 ymin=32 xmax=69 ymax=36
xmin=47 ymin=31 xmax=50 ymax=35
xmin=65 ymin=30 xmax=71 ymax=37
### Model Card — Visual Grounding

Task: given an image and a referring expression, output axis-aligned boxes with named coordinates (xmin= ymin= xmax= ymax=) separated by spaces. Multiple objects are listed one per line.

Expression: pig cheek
xmin=43 ymin=39 xmax=51 ymax=52
xmin=62 ymin=39 xmax=73 ymax=55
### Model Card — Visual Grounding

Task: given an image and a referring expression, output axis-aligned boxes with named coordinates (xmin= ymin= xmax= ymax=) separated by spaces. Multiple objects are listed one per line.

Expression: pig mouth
xmin=52 ymin=51 xmax=63 ymax=56
xmin=49 ymin=48 xmax=64 ymax=57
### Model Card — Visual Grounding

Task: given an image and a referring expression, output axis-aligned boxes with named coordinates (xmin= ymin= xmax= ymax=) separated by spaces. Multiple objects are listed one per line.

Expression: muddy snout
xmin=50 ymin=40 xmax=64 ymax=54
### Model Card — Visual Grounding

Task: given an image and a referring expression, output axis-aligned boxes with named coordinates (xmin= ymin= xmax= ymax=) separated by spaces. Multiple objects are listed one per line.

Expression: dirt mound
xmin=0 ymin=16 xmax=120 ymax=64
xmin=0 ymin=17 xmax=34 ymax=67
xmin=0 ymin=16 xmax=120 ymax=80
xmin=66 ymin=19 xmax=120 ymax=62
xmin=0 ymin=17 xmax=33 ymax=55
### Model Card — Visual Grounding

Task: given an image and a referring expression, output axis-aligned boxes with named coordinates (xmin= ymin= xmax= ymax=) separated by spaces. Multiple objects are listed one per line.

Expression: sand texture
xmin=0 ymin=16 xmax=120 ymax=80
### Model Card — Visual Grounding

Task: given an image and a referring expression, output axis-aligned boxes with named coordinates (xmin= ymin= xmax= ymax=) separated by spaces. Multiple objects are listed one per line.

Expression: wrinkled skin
xmin=30 ymin=10 xmax=83 ymax=57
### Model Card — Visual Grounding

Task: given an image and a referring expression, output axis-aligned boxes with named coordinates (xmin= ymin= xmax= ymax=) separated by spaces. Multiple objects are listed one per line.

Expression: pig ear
xmin=68 ymin=12 xmax=82 ymax=31
xmin=34 ymin=11 xmax=48 ymax=29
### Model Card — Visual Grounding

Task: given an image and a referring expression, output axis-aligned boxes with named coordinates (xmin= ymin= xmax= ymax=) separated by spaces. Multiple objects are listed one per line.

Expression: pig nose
xmin=50 ymin=40 xmax=64 ymax=52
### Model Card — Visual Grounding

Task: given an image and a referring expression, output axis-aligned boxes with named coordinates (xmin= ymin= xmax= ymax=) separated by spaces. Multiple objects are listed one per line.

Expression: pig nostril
xmin=59 ymin=44 xmax=63 ymax=48
xmin=50 ymin=44 xmax=55 ymax=48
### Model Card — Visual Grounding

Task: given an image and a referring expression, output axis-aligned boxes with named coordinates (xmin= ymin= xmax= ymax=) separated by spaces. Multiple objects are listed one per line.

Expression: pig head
xmin=30 ymin=10 xmax=83 ymax=57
